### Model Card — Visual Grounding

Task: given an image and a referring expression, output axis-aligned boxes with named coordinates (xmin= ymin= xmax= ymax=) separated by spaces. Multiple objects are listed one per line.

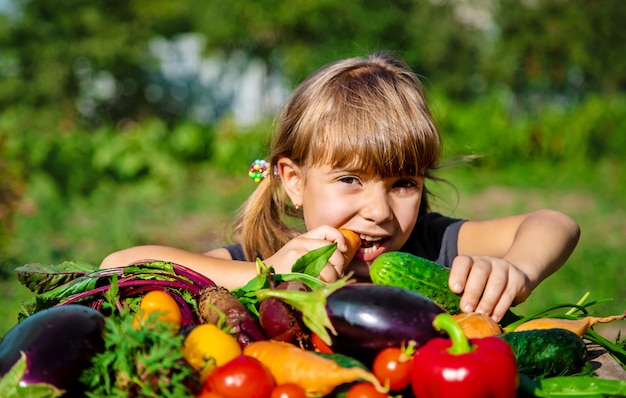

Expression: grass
xmin=1 ymin=158 xmax=624 ymax=341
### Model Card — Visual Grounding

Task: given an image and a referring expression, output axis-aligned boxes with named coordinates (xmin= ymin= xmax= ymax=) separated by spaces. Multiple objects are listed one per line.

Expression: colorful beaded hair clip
xmin=248 ymin=159 xmax=270 ymax=183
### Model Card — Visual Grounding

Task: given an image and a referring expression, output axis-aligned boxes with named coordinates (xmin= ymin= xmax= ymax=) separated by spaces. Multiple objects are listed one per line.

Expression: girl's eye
xmin=338 ymin=176 xmax=361 ymax=185
xmin=393 ymin=178 xmax=419 ymax=189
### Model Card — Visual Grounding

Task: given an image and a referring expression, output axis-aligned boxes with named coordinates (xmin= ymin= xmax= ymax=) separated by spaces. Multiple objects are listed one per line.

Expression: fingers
xmin=271 ymin=226 xmax=355 ymax=282
xmin=450 ymin=256 xmax=525 ymax=322
xmin=318 ymin=263 xmax=340 ymax=283
xmin=311 ymin=226 xmax=363 ymax=276
xmin=451 ymin=256 xmax=494 ymax=314
xmin=319 ymin=244 xmax=353 ymax=282
xmin=448 ymin=255 xmax=471 ymax=295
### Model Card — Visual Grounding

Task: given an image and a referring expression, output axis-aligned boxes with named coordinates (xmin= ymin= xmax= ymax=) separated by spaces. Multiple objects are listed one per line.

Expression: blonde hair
xmin=234 ymin=51 xmax=441 ymax=261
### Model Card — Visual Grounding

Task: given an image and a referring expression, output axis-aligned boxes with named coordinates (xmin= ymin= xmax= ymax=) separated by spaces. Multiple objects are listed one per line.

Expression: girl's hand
xmin=448 ymin=255 xmax=533 ymax=322
xmin=264 ymin=226 xmax=355 ymax=282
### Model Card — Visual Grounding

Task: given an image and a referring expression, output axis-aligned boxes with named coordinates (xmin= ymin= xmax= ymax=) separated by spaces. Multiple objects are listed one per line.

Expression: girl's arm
xmin=100 ymin=245 xmax=259 ymax=290
xmin=99 ymin=225 xmax=353 ymax=290
xmin=450 ymin=209 xmax=580 ymax=321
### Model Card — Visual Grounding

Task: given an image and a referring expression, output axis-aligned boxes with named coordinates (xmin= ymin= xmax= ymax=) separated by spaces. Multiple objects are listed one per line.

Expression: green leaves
xmin=232 ymin=241 xmax=347 ymax=346
xmin=0 ymin=353 xmax=65 ymax=398
xmin=291 ymin=242 xmax=337 ymax=276
xmin=15 ymin=260 xmax=210 ymax=323
xmin=15 ymin=261 xmax=97 ymax=294
xmin=79 ymin=300 xmax=198 ymax=397
xmin=256 ymin=277 xmax=349 ymax=346
xmin=231 ymin=243 xmax=335 ymax=317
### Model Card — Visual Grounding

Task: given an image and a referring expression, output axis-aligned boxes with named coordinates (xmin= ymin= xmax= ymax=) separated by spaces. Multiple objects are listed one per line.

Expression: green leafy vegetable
xmin=79 ymin=285 xmax=199 ymax=397
xmin=256 ymin=277 xmax=350 ymax=345
xmin=15 ymin=260 xmax=212 ymax=326
xmin=0 ymin=353 xmax=65 ymax=398
xmin=291 ymin=243 xmax=337 ymax=276
xmin=231 ymin=246 xmax=331 ymax=316
xmin=16 ymin=261 xmax=97 ymax=294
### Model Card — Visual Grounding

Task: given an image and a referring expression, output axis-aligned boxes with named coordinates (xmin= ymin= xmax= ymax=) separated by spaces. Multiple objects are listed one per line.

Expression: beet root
xmin=259 ymin=280 xmax=311 ymax=345
xmin=198 ymin=285 xmax=266 ymax=347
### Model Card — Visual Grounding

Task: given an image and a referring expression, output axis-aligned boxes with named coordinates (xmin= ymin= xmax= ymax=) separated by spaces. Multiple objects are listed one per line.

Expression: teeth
xmin=361 ymin=241 xmax=381 ymax=254
xmin=359 ymin=234 xmax=383 ymax=242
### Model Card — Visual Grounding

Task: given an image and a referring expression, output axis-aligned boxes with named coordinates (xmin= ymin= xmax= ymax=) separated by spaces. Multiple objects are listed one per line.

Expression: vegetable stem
xmin=433 ymin=313 xmax=473 ymax=355
xmin=502 ymin=303 xmax=588 ymax=333
xmin=255 ymin=277 xmax=349 ymax=346
xmin=584 ymin=328 xmax=626 ymax=368
xmin=565 ymin=291 xmax=591 ymax=316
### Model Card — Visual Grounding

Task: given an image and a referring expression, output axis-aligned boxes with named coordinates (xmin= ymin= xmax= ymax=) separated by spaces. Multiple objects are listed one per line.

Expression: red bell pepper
xmin=411 ymin=313 xmax=519 ymax=398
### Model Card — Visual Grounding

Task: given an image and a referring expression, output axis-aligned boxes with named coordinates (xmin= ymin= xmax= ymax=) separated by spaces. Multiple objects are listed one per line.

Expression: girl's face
xmin=280 ymin=157 xmax=423 ymax=275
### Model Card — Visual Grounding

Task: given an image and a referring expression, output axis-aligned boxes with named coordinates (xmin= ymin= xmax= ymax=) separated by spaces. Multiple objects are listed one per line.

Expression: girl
xmin=101 ymin=51 xmax=580 ymax=321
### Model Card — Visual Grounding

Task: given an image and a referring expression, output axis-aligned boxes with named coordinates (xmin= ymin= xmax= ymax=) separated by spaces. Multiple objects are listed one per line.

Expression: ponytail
xmin=233 ymin=173 xmax=301 ymax=261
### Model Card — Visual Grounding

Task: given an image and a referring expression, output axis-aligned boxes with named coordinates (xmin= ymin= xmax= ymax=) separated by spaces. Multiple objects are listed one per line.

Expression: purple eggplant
xmin=325 ymin=283 xmax=446 ymax=363
xmin=256 ymin=281 xmax=446 ymax=365
xmin=0 ymin=304 xmax=105 ymax=390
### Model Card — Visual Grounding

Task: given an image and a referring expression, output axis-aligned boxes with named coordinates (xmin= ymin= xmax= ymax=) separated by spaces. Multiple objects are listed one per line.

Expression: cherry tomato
xmin=206 ymin=355 xmax=275 ymax=398
xmin=132 ymin=290 xmax=182 ymax=330
xmin=270 ymin=383 xmax=307 ymax=398
xmin=372 ymin=346 xmax=413 ymax=391
xmin=310 ymin=332 xmax=333 ymax=354
xmin=182 ymin=324 xmax=242 ymax=380
xmin=346 ymin=382 xmax=387 ymax=398
xmin=196 ymin=391 xmax=224 ymax=398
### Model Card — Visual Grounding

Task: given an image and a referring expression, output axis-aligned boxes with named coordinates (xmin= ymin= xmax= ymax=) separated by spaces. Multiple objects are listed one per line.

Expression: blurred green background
xmin=1 ymin=0 xmax=624 ymax=339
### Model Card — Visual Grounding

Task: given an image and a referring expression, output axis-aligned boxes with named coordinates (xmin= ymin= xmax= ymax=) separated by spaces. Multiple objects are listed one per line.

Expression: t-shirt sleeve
xmin=400 ymin=212 xmax=466 ymax=268
xmin=223 ymin=244 xmax=247 ymax=261
xmin=435 ymin=219 xmax=465 ymax=268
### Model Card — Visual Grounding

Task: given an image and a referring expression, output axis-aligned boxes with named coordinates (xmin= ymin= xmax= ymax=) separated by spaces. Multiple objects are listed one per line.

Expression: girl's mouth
xmin=355 ymin=234 xmax=387 ymax=262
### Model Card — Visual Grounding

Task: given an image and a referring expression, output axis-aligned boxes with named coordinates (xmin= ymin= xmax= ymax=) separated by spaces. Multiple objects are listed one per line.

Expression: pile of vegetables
xmin=1 ymin=236 xmax=625 ymax=397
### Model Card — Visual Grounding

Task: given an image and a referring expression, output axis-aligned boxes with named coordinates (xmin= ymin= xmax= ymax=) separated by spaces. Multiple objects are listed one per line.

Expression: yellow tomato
xmin=133 ymin=290 xmax=183 ymax=330
xmin=182 ymin=324 xmax=242 ymax=380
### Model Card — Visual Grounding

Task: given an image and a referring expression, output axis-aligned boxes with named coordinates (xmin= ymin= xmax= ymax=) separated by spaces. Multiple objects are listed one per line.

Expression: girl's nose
xmin=360 ymin=190 xmax=393 ymax=223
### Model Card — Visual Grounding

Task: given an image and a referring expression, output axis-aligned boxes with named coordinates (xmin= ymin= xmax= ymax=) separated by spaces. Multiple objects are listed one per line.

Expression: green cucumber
xmin=369 ymin=252 xmax=462 ymax=314
xmin=500 ymin=328 xmax=588 ymax=379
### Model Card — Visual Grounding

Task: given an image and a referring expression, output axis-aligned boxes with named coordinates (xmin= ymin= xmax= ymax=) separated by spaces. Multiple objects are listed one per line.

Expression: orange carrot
xmin=512 ymin=310 xmax=626 ymax=336
xmin=339 ymin=229 xmax=361 ymax=264
xmin=243 ymin=340 xmax=385 ymax=396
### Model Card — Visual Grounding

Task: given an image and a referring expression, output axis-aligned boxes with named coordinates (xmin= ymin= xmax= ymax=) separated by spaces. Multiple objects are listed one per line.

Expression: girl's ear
xmin=277 ymin=157 xmax=304 ymax=206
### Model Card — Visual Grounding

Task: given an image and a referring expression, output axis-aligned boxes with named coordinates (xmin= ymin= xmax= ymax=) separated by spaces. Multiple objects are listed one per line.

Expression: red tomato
xmin=270 ymin=383 xmax=307 ymax=398
xmin=310 ymin=332 xmax=333 ymax=354
xmin=196 ymin=391 xmax=224 ymax=398
xmin=346 ymin=382 xmax=387 ymax=398
xmin=372 ymin=347 xmax=413 ymax=391
xmin=205 ymin=355 xmax=275 ymax=398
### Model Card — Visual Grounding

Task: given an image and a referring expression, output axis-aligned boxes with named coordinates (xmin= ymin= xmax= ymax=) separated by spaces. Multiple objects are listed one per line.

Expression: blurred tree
xmin=489 ymin=0 xmax=626 ymax=102
xmin=190 ymin=0 xmax=485 ymax=98
xmin=0 ymin=137 xmax=23 ymax=270
xmin=2 ymin=0 xmax=625 ymax=130
xmin=0 ymin=0 xmax=192 ymax=127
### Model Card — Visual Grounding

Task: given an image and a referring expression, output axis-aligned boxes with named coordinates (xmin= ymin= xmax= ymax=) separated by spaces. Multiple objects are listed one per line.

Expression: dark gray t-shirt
xmin=224 ymin=212 xmax=465 ymax=268
xmin=400 ymin=212 xmax=465 ymax=268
